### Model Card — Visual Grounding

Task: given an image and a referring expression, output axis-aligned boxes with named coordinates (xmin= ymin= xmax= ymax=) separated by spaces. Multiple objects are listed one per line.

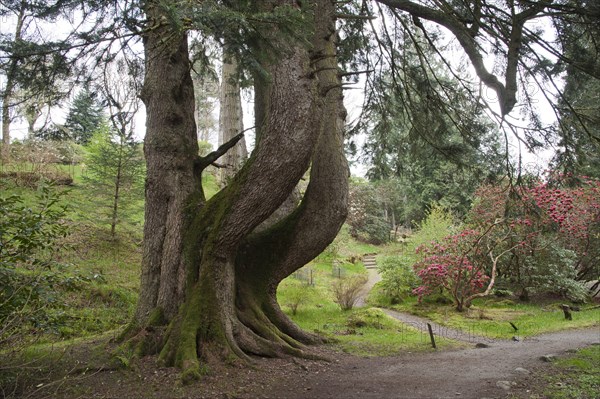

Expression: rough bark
xmin=217 ymin=50 xmax=248 ymax=185
xmin=128 ymin=0 xmax=347 ymax=381
xmin=133 ymin=5 xmax=200 ymax=325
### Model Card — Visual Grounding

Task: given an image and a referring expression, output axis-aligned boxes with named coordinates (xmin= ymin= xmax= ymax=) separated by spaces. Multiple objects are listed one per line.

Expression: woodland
xmin=0 ymin=0 xmax=599 ymax=395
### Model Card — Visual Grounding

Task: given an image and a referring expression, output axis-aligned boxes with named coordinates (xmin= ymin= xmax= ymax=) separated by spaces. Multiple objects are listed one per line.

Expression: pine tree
xmin=64 ymin=87 xmax=104 ymax=145
xmin=83 ymin=125 xmax=145 ymax=238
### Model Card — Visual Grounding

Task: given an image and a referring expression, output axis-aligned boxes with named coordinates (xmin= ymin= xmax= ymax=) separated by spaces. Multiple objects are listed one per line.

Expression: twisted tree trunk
xmin=128 ymin=0 xmax=347 ymax=381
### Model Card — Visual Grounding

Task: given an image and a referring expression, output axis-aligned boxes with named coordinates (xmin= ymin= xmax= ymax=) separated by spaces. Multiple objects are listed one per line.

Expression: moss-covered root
xmin=265 ymin=298 xmax=326 ymax=345
xmin=114 ymin=308 xmax=168 ymax=359
xmin=235 ymin=298 xmax=329 ymax=361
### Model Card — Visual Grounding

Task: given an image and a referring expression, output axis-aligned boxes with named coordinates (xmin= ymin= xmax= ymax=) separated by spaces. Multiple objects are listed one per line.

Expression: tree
xmin=0 ymin=1 xmax=71 ymax=161
xmin=84 ymin=126 xmax=144 ymax=238
xmin=82 ymin=57 xmax=145 ymax=238
xmin=551 ymin=0 xmax=600 ymax=178
xmin=1 ymin=0 xmax=27 ymax=161
xmin=64 ymin=87 xmax=104 ymax=145
xmin=217 ymin=51 xmax=248 ymax=185
xmin=125 ymin=0 xmax=348 ymax=380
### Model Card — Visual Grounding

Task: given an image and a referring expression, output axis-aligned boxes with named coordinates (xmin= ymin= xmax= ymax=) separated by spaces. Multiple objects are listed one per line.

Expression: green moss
xmin=147 ymin=307 xmax=166 ymax=327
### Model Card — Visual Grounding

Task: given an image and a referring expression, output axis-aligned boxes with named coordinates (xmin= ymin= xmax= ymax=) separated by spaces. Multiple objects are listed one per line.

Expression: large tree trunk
xmin=128 ymin=0 xmax=346 ymax=381
xmin=133 ymin=5 xmax=200 ymax=324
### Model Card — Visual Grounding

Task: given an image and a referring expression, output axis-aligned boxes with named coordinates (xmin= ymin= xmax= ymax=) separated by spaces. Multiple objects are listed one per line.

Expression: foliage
xmin=0 ymin=183 xmax=69 ymax=267
xmin=410 ymin=204 xmax=456 ymax=249
xmin=376 ymin=204 xmax=458 ymax=307
xmin=83 ymin=126 xmax=145 ymax=237
xmin=378 ymin=255 xmax=419 ymax=304
xmin=0 ymin=184 xmax=69 ymax=347
xmin=356 ymin=26 xmax=504 ymax=225
xmin=413 ymin=229 xmax=491 ymax=311
xmin=411 ymin=175 xmax=598 ymax=309
xmin=331 ymin=274 xmax=368 ymax=311
xmin=277 ymin=279 xmax=318 ymax=315
xmin=347 ymin=178 xmax=391 ymax=244
xmin=64 ymin=87 xmax=105 ymax=145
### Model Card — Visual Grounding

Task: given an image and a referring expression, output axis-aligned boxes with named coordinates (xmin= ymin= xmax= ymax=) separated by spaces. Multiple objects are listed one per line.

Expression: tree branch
xmin=377 ymin=0 xmax=550 ymax=116
xmin=196 ymin=129 xmax=249 ymax=172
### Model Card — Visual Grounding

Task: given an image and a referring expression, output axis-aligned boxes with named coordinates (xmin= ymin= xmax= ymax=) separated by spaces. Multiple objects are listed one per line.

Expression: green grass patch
xmin=540 ymin=345 xmax=600 ymax=399
xmin=390 ymin=297 xmax=600 ymax=339
xmin=287 ymin=303 xmax=461 ymax=356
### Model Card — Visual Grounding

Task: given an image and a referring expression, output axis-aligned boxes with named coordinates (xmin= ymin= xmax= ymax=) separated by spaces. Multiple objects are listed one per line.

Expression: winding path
xmin=355 ymin=254 xmax=497 ymax=343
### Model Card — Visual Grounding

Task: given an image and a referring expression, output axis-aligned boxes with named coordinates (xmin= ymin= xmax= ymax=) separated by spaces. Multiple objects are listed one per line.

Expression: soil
xmin=6 ymin=319 xmax=599 ymax=399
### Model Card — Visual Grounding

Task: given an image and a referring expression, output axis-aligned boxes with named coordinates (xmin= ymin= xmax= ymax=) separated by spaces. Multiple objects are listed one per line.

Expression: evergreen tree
xmin=360 ymin=31 xmax=504 ymax=223
xmin=83 ymin=125 xmax=144 ymax=238
xmin=64 ymin=87 xmax=104 ymax=145
xmin=552 ymin=0 xmax=600 ymax=178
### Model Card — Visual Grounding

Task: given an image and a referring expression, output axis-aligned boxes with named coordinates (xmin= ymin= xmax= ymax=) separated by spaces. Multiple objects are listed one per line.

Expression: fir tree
xmin=64 ymin=87 xmax=105 ymax=145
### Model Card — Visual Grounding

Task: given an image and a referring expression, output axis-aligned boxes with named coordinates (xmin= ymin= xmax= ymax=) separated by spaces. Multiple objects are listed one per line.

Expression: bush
xmin=0 ymin=184 xmax=70 ymax=347
xmin=332 ymin=274 xmax=368 ymax=311
xmin=378 ymin=255 xmax=419 ymax=304
xmin=347 ymin=308 xmax=387 ymax=329
xmin=278 ymin=279 xmax=317 ymax=315
xmin=519 ymin=243 xmax=588 ymax=302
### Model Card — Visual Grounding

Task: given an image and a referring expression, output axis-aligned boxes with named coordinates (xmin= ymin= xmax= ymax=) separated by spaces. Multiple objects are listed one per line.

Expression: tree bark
xmin=1 ymin=2 xmax=26 ymax=162
xmin=128 ymin=0 xmax=347 ymax=381
xmin=133 ymin=5 xmax=200 ymax=325
xmin=218 ymin=49 xmax=247 ymax=185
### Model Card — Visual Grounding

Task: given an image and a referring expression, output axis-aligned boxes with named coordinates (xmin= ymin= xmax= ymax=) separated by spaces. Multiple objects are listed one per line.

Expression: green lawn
xmin=387 ymin=296 xmax=600 ymax=339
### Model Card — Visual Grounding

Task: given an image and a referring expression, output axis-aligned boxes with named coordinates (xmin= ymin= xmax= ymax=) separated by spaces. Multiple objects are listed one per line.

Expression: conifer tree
xmin=64 ymin=87 xmax=104 ymax=145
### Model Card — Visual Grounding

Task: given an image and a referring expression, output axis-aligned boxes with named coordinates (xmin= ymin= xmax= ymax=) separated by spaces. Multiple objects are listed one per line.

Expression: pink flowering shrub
xmin=412 ymin=173 xmax=599 ymax=309
xmin=413 ymin=229 xmax=490 ymax=311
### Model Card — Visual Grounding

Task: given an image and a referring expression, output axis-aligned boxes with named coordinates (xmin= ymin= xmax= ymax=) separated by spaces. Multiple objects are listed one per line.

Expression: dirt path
xmin=355 ymin=254 xmax=381 ymax=308
xmin=262 ymin=327 xmax=600 ymax=399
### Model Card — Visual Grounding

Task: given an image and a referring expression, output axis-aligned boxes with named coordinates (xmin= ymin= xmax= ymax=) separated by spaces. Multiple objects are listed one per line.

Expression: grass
xmin=535 ymin=345 xmax=600 ymax=399
xmin=277 ymin=233 xmax=463 ymax=356
xmin=507 ymin=344 xmax=600 ymax=399
xmin=287 ymin=302 xmax=462 ymax=356
xmin=386 ymin=295 xmax=600 ymax=339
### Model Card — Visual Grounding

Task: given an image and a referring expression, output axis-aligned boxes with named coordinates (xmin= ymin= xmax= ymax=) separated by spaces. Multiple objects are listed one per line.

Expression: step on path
xmin=355 ymin=254 xmax=381 ymax=308
xmin=362 ymin=254 xmax=378 ymax=270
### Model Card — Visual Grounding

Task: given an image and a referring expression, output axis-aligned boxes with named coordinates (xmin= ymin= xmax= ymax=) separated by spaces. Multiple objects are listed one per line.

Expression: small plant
xmin=278 ymin=279 xmax=317 ymax=315
xmin=0 ymin=183 xmax=70 ymax=348
xmin=332 ymin=274 xmax=368 ymax=311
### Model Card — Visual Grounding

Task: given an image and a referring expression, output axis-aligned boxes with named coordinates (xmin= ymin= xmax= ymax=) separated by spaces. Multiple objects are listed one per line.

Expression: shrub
xmin=347 ymin=308 xmax=387 ymax=329
xmin=278 ymin=279 xmax=317 ymax=315
xmin=332 ymin=274 xmax=368 ymax=311
xmin=378 ymin=255 xmax=419 ymax=304
xmin=0 ymin=184 xmax=70 ymax=347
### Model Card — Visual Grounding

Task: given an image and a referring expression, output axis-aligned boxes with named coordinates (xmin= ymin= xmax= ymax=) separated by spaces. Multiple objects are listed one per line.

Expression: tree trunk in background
xmin=127 ymin=0 xmax=347 ymax=381
xmin=218 ymin=51 xmax=247 ymax=186
xmin=1 ymin=3 xmax=26 ymax=162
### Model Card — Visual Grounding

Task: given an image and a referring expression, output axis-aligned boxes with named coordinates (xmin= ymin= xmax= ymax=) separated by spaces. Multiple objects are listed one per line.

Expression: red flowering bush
xmin=413 ymin=229 xmax=490 ymax=311
xmin=412 ymin=173 xmax=599 ymax=308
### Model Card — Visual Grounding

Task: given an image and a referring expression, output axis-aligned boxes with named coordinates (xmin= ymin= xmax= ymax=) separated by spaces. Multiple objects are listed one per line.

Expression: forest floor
xmin=7 ymin=318 xmax=599 ymax=399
